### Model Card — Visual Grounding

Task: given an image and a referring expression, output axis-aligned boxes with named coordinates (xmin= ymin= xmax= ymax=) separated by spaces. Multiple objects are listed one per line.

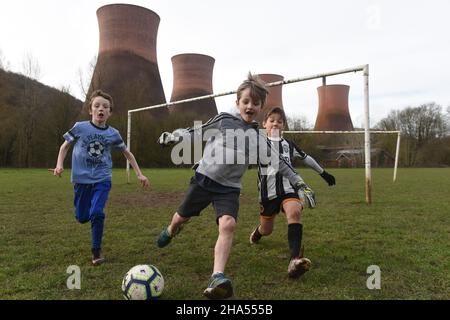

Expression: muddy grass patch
xmin=111 ymin=191 xmax=185 ymax=208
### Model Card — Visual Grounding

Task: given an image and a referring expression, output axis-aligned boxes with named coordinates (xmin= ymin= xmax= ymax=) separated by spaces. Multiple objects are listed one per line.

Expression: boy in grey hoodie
xmin=156 ymin=73 xmax=314 ymax=299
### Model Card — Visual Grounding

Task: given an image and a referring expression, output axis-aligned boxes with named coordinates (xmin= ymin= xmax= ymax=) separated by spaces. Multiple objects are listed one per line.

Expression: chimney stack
xmin=314 ymin=84 xmax=354 ymax=131
xmin=86 ymin=4 xmax=168 ymax=118
xmin=169 ymin=53 xmax=218 ymax=121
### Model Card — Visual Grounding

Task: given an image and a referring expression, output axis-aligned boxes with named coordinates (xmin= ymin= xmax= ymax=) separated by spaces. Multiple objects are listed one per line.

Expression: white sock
xmin=167 ymin=225 xmax=172 ymax=236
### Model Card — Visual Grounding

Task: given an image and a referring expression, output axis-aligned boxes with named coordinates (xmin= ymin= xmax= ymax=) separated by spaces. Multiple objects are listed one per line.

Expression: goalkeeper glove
xmin=296 ymin=182 xmax=316 ymax=209
xmin=320 ymin=170 xmax=336 ymax=186
xmin=157 ymin=132 xmax=178 ymax=145
xmin=158 ymin=128 xmax=189 ymax=145
xmin=158 ymin=128 xmax=189 ymax=146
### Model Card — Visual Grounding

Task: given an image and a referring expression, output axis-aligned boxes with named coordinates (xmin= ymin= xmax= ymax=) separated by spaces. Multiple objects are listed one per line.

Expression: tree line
xmin=0 ymin=66 xmax=206 ymax=169
xmin=375 ymin=103 xmax=450 ymax=167
xmin=1 ymin=60 xmax=449 ymax=168
xmin=287 ymin=103 xmax=450 ymax=167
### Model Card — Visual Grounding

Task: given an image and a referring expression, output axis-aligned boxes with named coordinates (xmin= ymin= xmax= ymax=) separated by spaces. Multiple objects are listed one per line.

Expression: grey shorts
xmin=178 ymin=177 xmax=240 ymax=224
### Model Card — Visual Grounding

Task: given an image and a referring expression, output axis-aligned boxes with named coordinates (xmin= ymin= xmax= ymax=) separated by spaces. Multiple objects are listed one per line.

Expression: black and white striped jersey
xmin=258 ymin=137 xmax=323 ymax=202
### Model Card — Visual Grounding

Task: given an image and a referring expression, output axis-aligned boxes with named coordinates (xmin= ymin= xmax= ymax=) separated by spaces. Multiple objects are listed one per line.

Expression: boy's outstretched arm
xmin=301 ymin=156 xmax=335 ymax=186
xmin=291 ymin=141 xmax=336 ymax=186
xmin=49 ymin=141 xmax=71 ymax=177
xmin=157 ymin=112 xmax=231 ymax=146
xmin=122 ymin=149 xmax=150 ymax=189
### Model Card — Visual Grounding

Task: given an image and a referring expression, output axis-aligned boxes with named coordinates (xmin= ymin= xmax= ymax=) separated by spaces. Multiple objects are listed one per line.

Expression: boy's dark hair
xmin=89 ymin=90 xmax=114 ymax=112
xmin=237 ymin=72 xmax=269 ymax=107
xmin=264 ymin=106 xmax=287 ymax=124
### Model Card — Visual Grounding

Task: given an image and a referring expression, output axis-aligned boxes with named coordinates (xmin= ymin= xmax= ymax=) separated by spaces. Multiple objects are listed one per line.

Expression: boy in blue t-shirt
xmin=50 ymin=90 xmax=149 ymax=266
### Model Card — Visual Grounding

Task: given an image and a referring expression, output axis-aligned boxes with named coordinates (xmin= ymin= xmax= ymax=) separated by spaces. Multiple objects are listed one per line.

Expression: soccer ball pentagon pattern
xmin=88 ymin=141 xmax=105 ymax=158
xmin=122 ymin=265 xmax=164 ymax=300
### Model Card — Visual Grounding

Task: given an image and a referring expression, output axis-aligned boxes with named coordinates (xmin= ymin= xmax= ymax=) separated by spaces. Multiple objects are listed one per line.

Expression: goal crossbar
xmin=127 ymin=65 xmax=366 ymax=115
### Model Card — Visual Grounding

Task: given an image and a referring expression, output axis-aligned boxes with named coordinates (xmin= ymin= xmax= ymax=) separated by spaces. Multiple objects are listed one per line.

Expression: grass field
xmin=0 ymin=168 xmax=449 ymax=300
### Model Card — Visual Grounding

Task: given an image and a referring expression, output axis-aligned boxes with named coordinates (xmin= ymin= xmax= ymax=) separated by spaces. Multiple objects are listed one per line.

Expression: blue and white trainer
xmin=203 ymin=273 xmax=233 ymax=300
xmin=156 ymin=227 xmax=173 ymax=248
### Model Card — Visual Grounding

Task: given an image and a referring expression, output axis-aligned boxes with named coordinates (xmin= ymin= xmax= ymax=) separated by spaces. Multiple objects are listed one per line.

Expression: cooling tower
xmin=86 ymin=4 xmax=167 ymax=117
xmin=256 ymin=74 xmax=284 ymax=124
xmin=314 ymin=84 xmax=354 ymax=131
xmin=169 ymin=54 xmax=218 ymax=121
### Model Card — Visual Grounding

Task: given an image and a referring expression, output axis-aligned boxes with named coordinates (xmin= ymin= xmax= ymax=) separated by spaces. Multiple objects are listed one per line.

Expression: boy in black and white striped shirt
xmin=251 ymin=107 xmax=336 ymax=278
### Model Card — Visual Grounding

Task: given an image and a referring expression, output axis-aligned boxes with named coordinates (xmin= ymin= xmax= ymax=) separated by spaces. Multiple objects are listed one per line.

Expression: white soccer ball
xmin=122 ymin=264 xmax=164 ymax=300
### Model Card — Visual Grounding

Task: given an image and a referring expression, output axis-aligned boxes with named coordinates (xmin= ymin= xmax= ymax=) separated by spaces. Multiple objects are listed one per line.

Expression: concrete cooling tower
xmin=314 ymin=84 xmax=354 ymax=131
xmin=169 ymin=53 xmax=218 ymax=121
xmin=86 ymin=4 xmax=168 ymax=118
xmin=256 ymin=74 xmax=284 ymax=124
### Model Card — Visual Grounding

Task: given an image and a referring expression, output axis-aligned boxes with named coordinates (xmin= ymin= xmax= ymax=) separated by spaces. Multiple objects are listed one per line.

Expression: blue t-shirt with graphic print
xmin=63 ymin=121 xmax=127 ymax=184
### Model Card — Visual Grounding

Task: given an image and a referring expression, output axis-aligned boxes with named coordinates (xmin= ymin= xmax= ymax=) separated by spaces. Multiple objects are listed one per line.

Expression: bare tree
xmin=16 ymin=52 xmax=44 ymax=166
xmin=376 ymin=102 xmax=447 ymax=166
xmin=446 ymin=106 xmax=450 ymax=136
xmin=78 ymin=55 xmax=97 ymax=100
xmin=0 ymin=49 xmax=8 ymax=71
xmin=21 ymin=52 xmax=42 ymax=80
xmin=286 ymin=114 xmax=312 ymax=131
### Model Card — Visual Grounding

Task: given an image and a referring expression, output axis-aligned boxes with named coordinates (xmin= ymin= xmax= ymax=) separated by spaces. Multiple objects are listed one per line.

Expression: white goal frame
xmin=127 ymin=65 xmax=377 ymax=203
xmin=284 ymin=130 xmax=401 ymax=183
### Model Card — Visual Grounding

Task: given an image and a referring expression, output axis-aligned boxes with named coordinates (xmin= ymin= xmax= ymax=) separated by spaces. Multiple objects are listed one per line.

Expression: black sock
xmin=288 ymin=224 xmax=303 ymax=259
xmin=255 ymin=225 xmax=262 ymax=237
xmin=92 ymin=248 xmax=101 ymax=257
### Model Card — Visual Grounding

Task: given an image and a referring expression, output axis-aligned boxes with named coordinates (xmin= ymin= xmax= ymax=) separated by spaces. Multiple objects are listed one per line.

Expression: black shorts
xmin=260 ymin=193 xmax=300 ymax=218
xmin=178 ymin=177 xmax=240 ymax=224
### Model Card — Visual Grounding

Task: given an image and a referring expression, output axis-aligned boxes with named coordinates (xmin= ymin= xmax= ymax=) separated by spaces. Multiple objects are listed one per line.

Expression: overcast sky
xmin=1 ymin=0 xmax=449 ymax=126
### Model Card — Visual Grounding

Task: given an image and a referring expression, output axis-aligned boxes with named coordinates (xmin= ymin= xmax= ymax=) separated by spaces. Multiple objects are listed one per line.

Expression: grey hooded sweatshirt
xmin=173 ymin=112 xmax=304 ymax=189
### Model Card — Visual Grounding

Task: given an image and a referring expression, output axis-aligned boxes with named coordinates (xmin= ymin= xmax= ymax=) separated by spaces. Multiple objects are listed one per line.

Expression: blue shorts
xmin=73 ymin=181 xmax=112 ymax=224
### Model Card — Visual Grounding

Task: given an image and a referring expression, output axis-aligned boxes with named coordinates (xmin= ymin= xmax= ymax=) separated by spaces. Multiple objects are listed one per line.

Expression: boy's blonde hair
xmin=237 ymin=72 xmax=269 ymax=107
xmin=264 ymin=106 xmax=287 ymax=124
xmin=89 ymin=90 xmax=114 ymax=112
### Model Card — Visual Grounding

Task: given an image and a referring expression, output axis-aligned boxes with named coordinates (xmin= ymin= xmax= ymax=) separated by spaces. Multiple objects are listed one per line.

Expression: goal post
xmin=284 ymin=130 xmax=401 ymax=183
xmin=126 ymin=65 xmax=375 ymax=203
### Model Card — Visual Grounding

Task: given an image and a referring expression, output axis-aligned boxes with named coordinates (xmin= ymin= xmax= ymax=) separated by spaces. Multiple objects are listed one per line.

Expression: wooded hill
xmin=0 ymin=69 xmax=82 ymax=167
